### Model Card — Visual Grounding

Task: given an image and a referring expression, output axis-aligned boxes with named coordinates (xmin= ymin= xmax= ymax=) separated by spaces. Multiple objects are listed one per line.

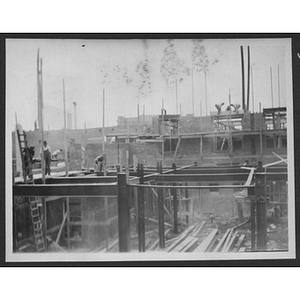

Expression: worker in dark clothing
xmin=215 ymin=102 xmax=224 ymax=115
xmin=94 ymin=155 xmax=104 ymax=174
xmin=40 ymin=140 xmax=51 ymax=176
xmin=23 ymin=145 xmax=35 ymax=180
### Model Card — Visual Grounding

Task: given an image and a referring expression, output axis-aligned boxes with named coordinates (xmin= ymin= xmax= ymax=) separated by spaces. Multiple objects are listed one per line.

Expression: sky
xmin=6 ymin=38 xmax=292 ymax=131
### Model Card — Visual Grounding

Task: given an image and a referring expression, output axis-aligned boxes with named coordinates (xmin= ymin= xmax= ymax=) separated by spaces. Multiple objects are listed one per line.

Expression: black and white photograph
xmin=5 ymin=35 xmax=295 ymax=263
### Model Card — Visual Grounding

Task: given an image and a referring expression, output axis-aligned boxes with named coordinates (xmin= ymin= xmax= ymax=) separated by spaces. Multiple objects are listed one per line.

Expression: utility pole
xmin=240 ymin=46 xmax=245 ymax=112
xmin=175 ymin=78 xmax=178 ymax=114
xmin=191 ymin=68 xmax=195 ymax=115
xmin=270 ymin=67 xmax=274 ymax=108
xmin=73 ymin=102 xmax=77 ymax=130
xmin=102 ymin=89 xmax=106 ymax=175
xmin=137 ymin=96 xmax=140 ymax=136
xmin=251 ymin=66 xmax=255 ymax=113
xmin=37 ymin=49 xmax=45 ymax=184
xmin=247 ymin=46 xmax=250 ymax=112
xmin=278 ymin=65 xmax=281 ymax=107
xmin=63 ymin=79 xmax=69 ymax=176
xmin=142 ymin=105 xmax=145 ymax=134
xmin=204 ymin=66 xmax=208 ymax=116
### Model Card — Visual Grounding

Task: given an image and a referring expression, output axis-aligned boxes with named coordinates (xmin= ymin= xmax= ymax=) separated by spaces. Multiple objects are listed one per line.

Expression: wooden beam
xmin=213 ymin=228 xmax=231 ymax=252
xmin=191 ymin=221 xmax=206 ymax=237
xmin=172 ymin=136 xmax=182 ymax=163
xmin=193 ymin=229 xmax=218 ymax=252
xmin=223 ymin=230 xmax=239 ymax=252
xmin=181 ymin=237 xmax=198 ymax=252
xmin=166 ymin=223 xmax=198 ymax=252
xmin=55 ymin=212 xmax=67 ymax=244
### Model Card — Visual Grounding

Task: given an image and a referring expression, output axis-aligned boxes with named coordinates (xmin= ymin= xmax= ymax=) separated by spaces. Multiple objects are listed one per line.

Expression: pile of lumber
xmin=213 ymin=228 xmax=246 ymax=253
xmin=166 ymin=221 xmax=206 ymax=253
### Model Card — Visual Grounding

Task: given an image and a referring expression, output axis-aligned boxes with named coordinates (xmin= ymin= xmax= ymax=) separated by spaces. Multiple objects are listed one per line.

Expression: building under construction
xmin=12 ymin=105 xmax=289 ymax=254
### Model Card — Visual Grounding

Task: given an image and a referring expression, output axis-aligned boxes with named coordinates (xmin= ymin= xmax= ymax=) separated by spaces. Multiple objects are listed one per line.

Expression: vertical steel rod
xmin=137 ymin=185 xmax=145 ymax=252
xmin=117 ymin=173 xmax=131 ymax=252
xmin=158 ymin=183 xmax=165 ymax=249
xmin=240 ymin=46 xmax=245 ymax=111
xmin=172 ymin=183 xmax=178 ymax=234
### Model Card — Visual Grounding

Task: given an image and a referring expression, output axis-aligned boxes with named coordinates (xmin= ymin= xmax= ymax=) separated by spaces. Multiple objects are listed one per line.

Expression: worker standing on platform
xmin=41 ymin=140 xmax=52 ymax=176
xmin=94 ymin=155 xmax=104 ymax=175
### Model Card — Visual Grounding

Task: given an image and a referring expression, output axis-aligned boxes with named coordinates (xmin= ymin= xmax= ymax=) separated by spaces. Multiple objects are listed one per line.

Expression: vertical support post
xmin=200 ymin=135 xmax=203 ymax=160
xmin=63 ymin=79 xmax=69 ymax=177
xmin=42 ymin=197 xmax=47 ymax=251
xmin=133 ymin=154 xmax=137 ymax=172
xmin=13 ymin=198 xmax=17 ymax=252
xmin=256 ymin=196 xmax=267 ymax=250
xmin=137 ymin=186 xmax=145 ymax=252
xmin=204 ymin=67 xmax=208 ymax=116
xmin=278 ymin=65 xmax=281 ymax=107
xmin=104 ymin=197 xmax=109 ymax=251
xmin=256 ymin=163 xmax=267 ymax=250
xmin=157 ymin=183 xmax=165 ymax=249
xmin=66 ymin=197 xmax=70 ymax=251
xmin=247 ymin=46 xmax=250 ymax=112
xmin=240 ymin=46 xmax=245 ymax=111
xmin=137 ymin=164 xmax=145 ymax=252
xmin=126 ymin=150 xmax=129 ymax=180
xmin=117 ymin=173 xmax=131 ymax=252
xmin=250 ymin=197 xmax=256 ymax=251
xmin=172 ymin=183 xmax=178 ymax=234
xmin=185 ymin=183 xmax=189 ymax=225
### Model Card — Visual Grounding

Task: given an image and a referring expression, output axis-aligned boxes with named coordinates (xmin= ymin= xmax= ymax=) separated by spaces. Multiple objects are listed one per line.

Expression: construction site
xmin=9 ymin=39 xmax=290 ymax=257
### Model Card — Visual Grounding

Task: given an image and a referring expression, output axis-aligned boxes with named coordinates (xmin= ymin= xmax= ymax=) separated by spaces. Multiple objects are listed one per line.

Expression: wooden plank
xmin=180 ymin=237 xmax=198 ymax=252
xmin=233 ymin=234 xmax=246 ymax=251
xmin=171 ymin=236 xmax=195 ymax=252
xmin=172 ymin=136 xmax=182 ymax=162
xmin=221 ymin=229 xmax=233 ymax=253
xmin=222 ymin=229 xmax=238 ymax=252
xmin=191 ymin=221 xmax=206 ymax=237
xmin=166 ymin=223 xmax=198 ymax=252
xmin=55 ymin=212 xmax=67 ymax=244
xmin=223 ymin=230 xmax=239 ymax=252
xmin=146 ymin=217 xmax=172 ymax=228
xmin=213 ymin=229 xmax=231 ymax=252
xmin=193 ymin=229 xmax=218 ymax=252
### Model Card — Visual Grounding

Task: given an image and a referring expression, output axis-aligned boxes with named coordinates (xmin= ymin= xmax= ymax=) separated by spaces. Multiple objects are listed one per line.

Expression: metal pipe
xmin=175 ymin=78 xmax=178 ymax=114
xmin=157 ymin=183 xmax=165 ymax=249
xmin=172 ymin=183 xmax=178 ymax=234
xmin=270 ymin=67 xmax=274 ymax=108
xmin=63 ymin=79 xmax=69 ymax=176
xmin=204 ymin=67 xmax=208 ymax=116
xmin=278 ymin=65 xmax=281 ymax=107
xmin=247 ymin=46 xmax=250 ymax=111
xmin=191 ymin=68 xmax=194 ymax=115
xmin=240 ymin=46 xmax=245 ymax=111
xmin=251 ymin=66 xmax=255 ymax=113
xmin=102 ymin=89 xmax=106 ymax=175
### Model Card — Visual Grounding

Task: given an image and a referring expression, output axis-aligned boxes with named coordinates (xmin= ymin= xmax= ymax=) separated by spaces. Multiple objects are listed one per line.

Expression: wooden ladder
xmin=16 ymin=129 xmax=33 ymax=184
xmin=29 ymin=197 xmax=45 ymax=252
xmin=16 ymin=130 xmax=45 ymax=252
